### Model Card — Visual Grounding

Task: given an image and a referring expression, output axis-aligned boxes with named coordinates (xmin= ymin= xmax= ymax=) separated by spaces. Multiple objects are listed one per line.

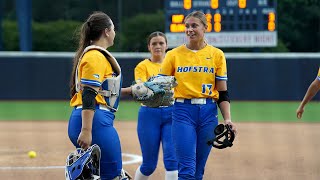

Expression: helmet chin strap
xmin=207 ymin=124 xmax=235 ymax=149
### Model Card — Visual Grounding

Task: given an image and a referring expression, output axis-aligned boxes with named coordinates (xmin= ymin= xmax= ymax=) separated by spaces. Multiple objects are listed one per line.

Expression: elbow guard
xmin=217 ymin=91 xmax=230 ymax=105
xmin=82 ymin=86 xmax=98 ymax=110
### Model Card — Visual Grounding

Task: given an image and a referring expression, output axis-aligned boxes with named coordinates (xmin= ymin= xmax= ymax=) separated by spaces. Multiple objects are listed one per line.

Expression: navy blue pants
xmin=172 ymin=100 xmax=218 ymax=180
xmin=137 ymin=106 xmax=178 ymax=176
xmin=68 ymin=107 xmax=122 ymax=180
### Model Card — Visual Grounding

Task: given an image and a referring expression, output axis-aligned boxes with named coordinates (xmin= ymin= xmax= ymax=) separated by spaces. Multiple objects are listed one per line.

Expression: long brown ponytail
xmin=69 ymin=11 xmax=112 ymax=97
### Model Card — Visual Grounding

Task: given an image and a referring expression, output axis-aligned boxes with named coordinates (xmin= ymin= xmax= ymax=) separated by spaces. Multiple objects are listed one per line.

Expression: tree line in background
xmin=1 ymin=0 xmax=319 ymax=52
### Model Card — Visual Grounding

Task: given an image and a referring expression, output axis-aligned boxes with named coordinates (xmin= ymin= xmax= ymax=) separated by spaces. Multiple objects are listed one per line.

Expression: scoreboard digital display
xmin=165 ymin=0 xmax=277 ymax=48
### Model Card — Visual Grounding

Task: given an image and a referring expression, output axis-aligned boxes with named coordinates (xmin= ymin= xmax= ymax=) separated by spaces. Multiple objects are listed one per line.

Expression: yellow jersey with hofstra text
xmin=160 ymin=44 xmax=227 ymax=100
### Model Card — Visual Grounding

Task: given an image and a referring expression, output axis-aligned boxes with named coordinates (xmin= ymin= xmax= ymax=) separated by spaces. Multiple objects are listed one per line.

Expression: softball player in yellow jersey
xmin=296 ymin=67 xmax=320 ymax=119
xmin=133 ymin=32 xmax=178 ymax=180
xmin=68 ymin=12 xmax=130 ymax=180
xmin=159 ymin=11 xmax=237 ymax=180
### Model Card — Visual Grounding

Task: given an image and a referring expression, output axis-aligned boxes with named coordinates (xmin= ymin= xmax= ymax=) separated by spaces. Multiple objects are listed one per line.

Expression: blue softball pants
xmin=68 ymin=107 xmax=122 ymax=180
xmin=137 ymin=106 xmax=178 ymax=176
xmin=172 ymin=99 xmax=218 ymax=180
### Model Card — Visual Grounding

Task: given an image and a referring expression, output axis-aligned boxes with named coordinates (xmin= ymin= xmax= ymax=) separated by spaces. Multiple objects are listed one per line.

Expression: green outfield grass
xmin=0 ymin=101 xmax=318 ymax=122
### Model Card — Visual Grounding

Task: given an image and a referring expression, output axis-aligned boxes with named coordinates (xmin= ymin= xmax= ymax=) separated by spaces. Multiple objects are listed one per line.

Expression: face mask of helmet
xmin=207 ymin=124 xmax=235 ymax=149
xmin=65 ymin=144 xmax=101 ymax=180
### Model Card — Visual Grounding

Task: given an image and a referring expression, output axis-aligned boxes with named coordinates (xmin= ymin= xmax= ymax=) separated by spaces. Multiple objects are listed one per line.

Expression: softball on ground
xmin=28 ymin=151 xmax=37 ymax=158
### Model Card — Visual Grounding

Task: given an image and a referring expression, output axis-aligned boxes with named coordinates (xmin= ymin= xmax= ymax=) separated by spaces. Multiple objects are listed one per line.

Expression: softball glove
xmin=131 ymin=76 xmax=177 ymax=107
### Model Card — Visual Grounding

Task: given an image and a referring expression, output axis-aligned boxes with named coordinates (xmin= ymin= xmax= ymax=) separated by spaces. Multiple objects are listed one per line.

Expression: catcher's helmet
xmin=65 ymin=144 xmax=101 ymax=180
xmin=207 ymin=124 xmax=235 ymax=149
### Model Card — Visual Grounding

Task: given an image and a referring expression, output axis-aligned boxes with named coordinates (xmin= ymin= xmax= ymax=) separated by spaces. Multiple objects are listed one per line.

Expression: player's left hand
xmin=224 ymin=120 xmax=237 ymax=135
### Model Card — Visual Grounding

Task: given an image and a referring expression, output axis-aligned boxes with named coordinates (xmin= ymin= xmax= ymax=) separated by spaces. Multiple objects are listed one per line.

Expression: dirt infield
xmin=0 ymin=121 xmax=319 ymax=180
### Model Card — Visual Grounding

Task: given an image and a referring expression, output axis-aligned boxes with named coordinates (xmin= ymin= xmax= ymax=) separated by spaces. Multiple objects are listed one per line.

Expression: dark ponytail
xmin=69 ymin=11 xmax=112 ymax=97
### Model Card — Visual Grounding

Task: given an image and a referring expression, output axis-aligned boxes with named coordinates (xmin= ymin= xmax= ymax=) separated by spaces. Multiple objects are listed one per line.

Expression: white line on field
xmin=0 ymin=153 xmax=142 ymax=170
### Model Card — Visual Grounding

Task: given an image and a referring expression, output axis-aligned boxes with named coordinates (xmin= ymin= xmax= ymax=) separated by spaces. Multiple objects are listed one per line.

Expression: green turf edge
xmin=0 ymin=101 xmax=318 ymax=122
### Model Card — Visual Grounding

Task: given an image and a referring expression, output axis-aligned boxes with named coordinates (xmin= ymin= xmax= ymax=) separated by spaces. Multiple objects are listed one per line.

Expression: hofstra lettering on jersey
xmin=177 ymin=66 xmax=214 ymax=73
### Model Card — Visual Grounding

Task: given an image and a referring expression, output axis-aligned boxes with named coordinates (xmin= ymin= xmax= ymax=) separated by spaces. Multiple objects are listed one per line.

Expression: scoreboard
xmin=165 ymin=0 xmax=277 ymax=48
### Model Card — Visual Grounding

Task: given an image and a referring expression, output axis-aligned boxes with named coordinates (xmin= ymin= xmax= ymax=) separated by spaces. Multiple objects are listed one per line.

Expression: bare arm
xmin=121 ymin=87 xmax=133 ymax=96
xmin=216 ymin=80 xmax=237 ymax=134
xmin=78 ymin=85 xmax=99 ymax=149
xmin=216 ymin=81 xmax=230 ymax=120
xmin=81 ymin=85 xmax=99 ymax=131
xmin=296 ymin=79 xmax=320 ymax=119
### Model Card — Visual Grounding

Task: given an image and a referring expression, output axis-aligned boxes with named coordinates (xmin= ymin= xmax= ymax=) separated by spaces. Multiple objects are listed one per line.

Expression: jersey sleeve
xmin=160 ymin=51 xmax=175 ymax=76
xmin=80 ymin=53 xmax=107 ymax=87
xmin=317 ymin=67 xmax=320 ymax=81
xmin=215 ymin=51 xmax=228 ymax=81
xmin=134 ymin=62 xmax=148 ymax=82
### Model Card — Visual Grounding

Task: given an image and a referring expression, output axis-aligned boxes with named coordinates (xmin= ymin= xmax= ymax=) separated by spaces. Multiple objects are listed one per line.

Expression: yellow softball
xmin=28 ymin=151 xmax=37 ymax=158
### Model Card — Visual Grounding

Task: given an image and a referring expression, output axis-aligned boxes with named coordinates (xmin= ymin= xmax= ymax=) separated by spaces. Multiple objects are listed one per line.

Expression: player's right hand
xmin=224 ymin=119 xmax=237 ymax=135
xmin=77 ymin=129 xmax=92 ymax=150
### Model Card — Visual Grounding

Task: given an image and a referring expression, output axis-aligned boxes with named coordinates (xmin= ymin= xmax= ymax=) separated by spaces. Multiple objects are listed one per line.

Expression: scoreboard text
xmin=165 ymin=0 xmax=277 ymax=48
